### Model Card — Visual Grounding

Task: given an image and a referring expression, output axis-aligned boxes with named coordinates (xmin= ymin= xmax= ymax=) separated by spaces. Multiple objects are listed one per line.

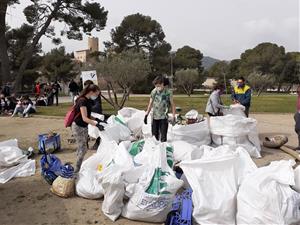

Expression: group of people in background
xmin=34 ymin=81 xmax=62 ymax=106
xmin=0 ymin=85 xmax=36 ymax=117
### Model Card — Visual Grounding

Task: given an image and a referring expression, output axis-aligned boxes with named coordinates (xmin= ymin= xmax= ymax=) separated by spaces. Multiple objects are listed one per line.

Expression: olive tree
xmin=247 ymin=72 xmax=276 ymax=96
xmin=96 ymin=50 xmax=151 ymax=110
xmin=175 ymin=69 xmax=200 ymax=96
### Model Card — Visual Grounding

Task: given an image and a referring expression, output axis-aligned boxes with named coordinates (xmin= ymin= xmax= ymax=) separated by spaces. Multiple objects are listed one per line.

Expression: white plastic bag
xmin=76 ymin=139 xmax=119 ymax=199
xmin=118 ymin=107 xmax=145 ymax=135
xmin=185 ymin=109 xmax=199 ymax=119
xmin=172 ymin=140 xmax=199 ymax=162
xmin=223 ymin=104 xmax=246 ymax=117
xmin=122 ymin=143 xmax=183 ymax=223
xmin=293 ymin=166 xmax=300 ymax=193
xmin=101 ymin=115 xmax=131 ymax=143
xmin=100 ymin=165 xmax=125 ymax=221
xmin=236 ymin=160 xmax=300 ymax=225
xmin=210 ymin=114 xmax=261 ymax=158
xmin=0 ymin=159 xmax=35 ymax=184
xmin=0 ymin=139 xmax=27 ymax=167
xmin=179 ymin=145 xmax=256 ymax=225
xmin=88 ymin=113 xmax=105 ymax=139
xmin=168 ymin=119 xmax=211 ymax=146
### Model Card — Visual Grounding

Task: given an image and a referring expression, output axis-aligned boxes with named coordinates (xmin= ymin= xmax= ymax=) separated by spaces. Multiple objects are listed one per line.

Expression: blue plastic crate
xmin=38 ymin=133 xmax=61 ymax=154
xmin=165 ymin=188 xmax=193 ymax=225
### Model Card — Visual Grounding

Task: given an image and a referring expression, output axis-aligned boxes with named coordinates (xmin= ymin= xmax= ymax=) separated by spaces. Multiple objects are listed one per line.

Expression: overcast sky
xmin=7 ymin=0 xmax=300 ymax=60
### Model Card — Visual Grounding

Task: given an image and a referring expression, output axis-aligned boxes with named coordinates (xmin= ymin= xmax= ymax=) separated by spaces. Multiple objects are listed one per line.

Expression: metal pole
xmin=223 ymin=72 xmax=227 ymax=95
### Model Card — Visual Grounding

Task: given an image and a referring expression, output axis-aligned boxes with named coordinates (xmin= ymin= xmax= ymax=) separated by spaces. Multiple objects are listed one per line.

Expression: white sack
xmin=100 ymin=165 xmax=125 ymax=221
xmin=168 ymin=119 xmax=211 ymax=146
xmin=88 ymin=115 xmax=131 ymax=142
xmin=102 ymin=115 xmax=131 ymax=143
xmin=293 ymin=166 xmax=300 ymax=193
xmin=185 ymin=109 xmax=199 ymax=119
xmin=237 ymin=160 xmax=300 ymax=225
xmin=133 ymin=137 xmax=160 ymax=166
xmin=88 ymin=113 xmax=105 ymax=139
xmin=76 ymin=139 xmax=119 ymax=199
xmin=118 ymin=107 xmax=145 ymax=135
xmin=99 ymin=141 xmax=135 ymax=221
xmin=0 ymin=159 xmax=35 ymax=184
xmin=0 ymin=139 xmax=27 ymax=167
xmin=210 ymin=114 xmax=261 ymax=158
xmin=179 ymin=145 xmax=257 ymax=225
xmin=172 ymin=140 xmax=200 ymax=162
xmin=122 ymin=143 xmax=183 ymax=223
xmin=142 ymin=112 xmax=153 ymax=138
xmin=223 ymin=104 xmax=246 ymax=117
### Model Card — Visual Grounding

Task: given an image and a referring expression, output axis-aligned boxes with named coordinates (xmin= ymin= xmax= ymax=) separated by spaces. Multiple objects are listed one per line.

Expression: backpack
xmin=64 ymin=100 xmax=81 ymax=127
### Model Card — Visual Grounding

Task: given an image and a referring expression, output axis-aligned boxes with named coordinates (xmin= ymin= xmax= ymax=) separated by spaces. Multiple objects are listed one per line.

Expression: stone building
xmin=74 ymin=37 xmax=99 ymax=63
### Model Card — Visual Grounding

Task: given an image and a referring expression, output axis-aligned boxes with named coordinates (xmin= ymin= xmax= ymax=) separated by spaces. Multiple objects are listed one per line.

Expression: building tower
xmin=88 ymin=37 xmax=99 ymax=53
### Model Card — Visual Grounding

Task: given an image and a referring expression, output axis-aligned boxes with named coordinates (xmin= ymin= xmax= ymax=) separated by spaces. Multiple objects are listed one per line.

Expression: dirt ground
xmin=0 ymin=114 xmax=297 ymax=225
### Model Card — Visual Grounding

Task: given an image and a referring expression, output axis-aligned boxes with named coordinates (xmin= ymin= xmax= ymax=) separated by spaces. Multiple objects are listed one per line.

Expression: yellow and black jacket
xmin=231 ymin=85 xmax=251 ymax=107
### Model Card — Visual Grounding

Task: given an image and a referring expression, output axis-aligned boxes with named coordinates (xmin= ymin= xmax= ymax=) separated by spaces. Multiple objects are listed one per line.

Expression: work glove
xmin=144 ymin=115 xmax=148 ymax=124
xmin=96 ymin=123 xmax=105 ymax=131
xmin=95 ymin=117 xmax=107 ymax=124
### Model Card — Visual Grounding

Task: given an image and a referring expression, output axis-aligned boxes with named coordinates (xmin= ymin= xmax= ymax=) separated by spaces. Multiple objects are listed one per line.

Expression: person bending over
xmin=72 ymin=83 xmax=104 ymax=173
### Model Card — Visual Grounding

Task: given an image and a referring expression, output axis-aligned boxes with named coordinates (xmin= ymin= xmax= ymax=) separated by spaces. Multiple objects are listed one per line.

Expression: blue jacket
xmin=231 ymin=85 xmax=251 ymax=107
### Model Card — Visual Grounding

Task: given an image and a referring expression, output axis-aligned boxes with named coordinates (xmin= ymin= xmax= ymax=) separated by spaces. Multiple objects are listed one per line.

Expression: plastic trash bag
xmin=99 ymin=165 xmax=125 ymax=221
xmin=179 ymin=145 xmax=257 ymax=225
xmin=185 ymin=109 xmax=199 ymax=120
xmin=0 ymin=139 xmax=27 ymax=167
xmin=168 ymin=119 xmax=211 ymax=146
xmin=102 ymin=115 xmax=131 ymax=143
xmin=0 ymin=159 xmax=35 ymax=184
xmin=122 ymin=143 xmax=183 ymax=223
xmin=293 ymin=166 xmax=300 ymax=193
xmin=118 ymin=107 xmax=145 ymax=136
xmin=236 ymin=160 xmax=300 ymax=225
xmin=172 ymin=141 xmax=202 ymax=162
xmin=223 ymin=104 xmax=246 ymax=117
xmin=76 ymin=139 xmax=118 ymax=199
xmin=88 ymin=113 xmax=105 ymax=139
xmin=210 ymin=114 xmax=261 ymax=158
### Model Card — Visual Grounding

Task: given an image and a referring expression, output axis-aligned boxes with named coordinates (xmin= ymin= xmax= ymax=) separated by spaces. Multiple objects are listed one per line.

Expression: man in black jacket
xmin=68 ymin=79 xmax=79 ymax=104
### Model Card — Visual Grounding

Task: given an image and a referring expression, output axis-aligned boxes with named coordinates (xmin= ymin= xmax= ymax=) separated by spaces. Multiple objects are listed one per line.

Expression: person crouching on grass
xmin=144 ymin=75 xmax=176 ymax=142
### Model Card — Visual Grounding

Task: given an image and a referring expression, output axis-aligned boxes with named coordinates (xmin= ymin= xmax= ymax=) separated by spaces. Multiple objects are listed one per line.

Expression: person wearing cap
xmin=231 ymin=76 xmax=252 ymax=117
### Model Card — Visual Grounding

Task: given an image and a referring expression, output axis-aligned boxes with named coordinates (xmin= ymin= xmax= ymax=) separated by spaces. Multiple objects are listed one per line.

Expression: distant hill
xmin=202 ymin=56 xmax=220 ymax=70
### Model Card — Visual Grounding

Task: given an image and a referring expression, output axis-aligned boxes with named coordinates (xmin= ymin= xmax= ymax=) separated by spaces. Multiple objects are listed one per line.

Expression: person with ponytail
xmin=72 ymin=83 xmax=104 ymax=173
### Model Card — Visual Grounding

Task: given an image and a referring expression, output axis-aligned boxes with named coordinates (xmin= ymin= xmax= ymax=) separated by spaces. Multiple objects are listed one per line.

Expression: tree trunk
xmin=0 ymin=0 xmax=10 ymax=85
xmin=14 ymin=1 xmax=61 ymax=91
xmin=277 ymin=82 xmax=282 ymax=93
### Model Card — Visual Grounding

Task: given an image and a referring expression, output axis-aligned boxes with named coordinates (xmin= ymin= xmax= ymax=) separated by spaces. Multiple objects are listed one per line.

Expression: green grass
xmin=36 ymin=94 xmax=297 ymax=117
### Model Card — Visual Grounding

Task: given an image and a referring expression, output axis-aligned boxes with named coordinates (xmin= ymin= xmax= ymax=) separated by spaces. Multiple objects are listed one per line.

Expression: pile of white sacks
xmin=83 ymin=107 xmax=300 ymax=224
xmin=0 ymin=139 xmax=35 ymax=184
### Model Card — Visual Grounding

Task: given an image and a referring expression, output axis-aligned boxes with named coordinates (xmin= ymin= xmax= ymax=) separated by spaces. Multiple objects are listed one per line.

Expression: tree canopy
xmin=174 ymin=45 xmax=203 ymax=72
xmin=175 ymin=69 xmax=201 ymax=96
xmin=106 ymin=13 xmax=171 ymax=73
xmin=96 ymin=50 xmax=151 ymax=109
xmin=0 ymin=0 xmax=108 ymax=90
xmin=42 ymin=47 xmax=78 ymax=82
